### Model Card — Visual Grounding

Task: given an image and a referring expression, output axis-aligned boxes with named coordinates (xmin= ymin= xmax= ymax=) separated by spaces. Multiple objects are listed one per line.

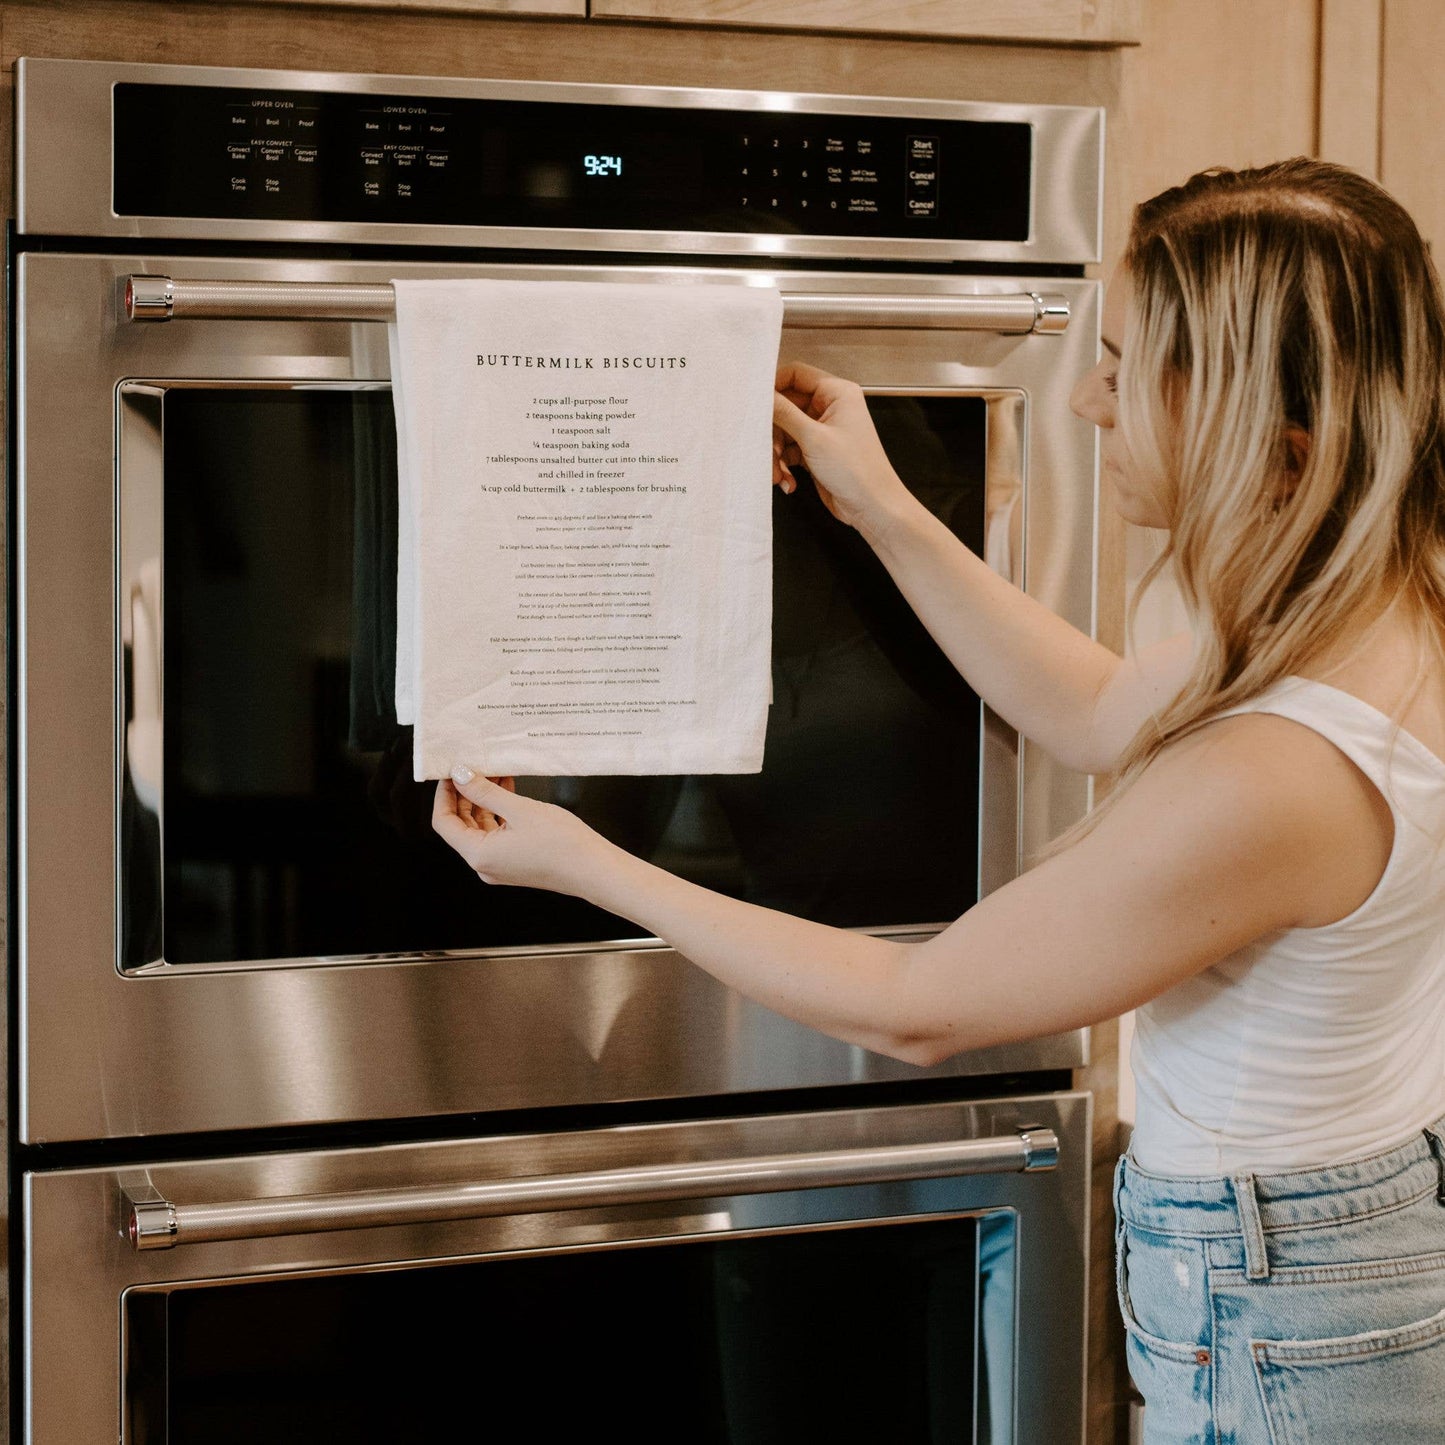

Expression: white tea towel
xmin=389 ymin=278 xmax=782 ymax=779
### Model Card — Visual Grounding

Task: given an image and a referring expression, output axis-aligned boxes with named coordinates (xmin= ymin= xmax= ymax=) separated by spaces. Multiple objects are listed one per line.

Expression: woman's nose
xmin=1069 ymin=367 xmax=1115 ymax=428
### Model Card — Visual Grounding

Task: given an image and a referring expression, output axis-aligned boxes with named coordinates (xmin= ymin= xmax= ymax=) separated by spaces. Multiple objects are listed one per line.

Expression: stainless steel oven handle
xmin=122 ymin=275 xmax=1069 ymax=334
xmin=123 ymin=1127 xmax=1059 ymax=1251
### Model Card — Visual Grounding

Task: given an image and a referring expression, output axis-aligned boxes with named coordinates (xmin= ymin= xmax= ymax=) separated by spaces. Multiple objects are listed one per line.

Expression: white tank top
xmin=1129 ymin=676 xmax=1445 ymax=1176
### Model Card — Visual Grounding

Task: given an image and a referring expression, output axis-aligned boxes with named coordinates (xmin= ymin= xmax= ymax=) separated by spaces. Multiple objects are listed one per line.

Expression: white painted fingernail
xmin=451 ymin=764 xmax=475 ymax=785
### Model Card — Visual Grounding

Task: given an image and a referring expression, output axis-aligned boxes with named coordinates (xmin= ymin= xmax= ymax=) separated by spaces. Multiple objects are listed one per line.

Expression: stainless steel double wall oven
xmin=11 ymin=59 xmax=1103 ymax=1443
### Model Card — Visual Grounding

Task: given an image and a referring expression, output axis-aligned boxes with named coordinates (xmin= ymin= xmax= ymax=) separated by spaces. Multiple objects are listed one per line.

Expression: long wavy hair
xmin=1104 ymin=158 xmax=1445 ymax=799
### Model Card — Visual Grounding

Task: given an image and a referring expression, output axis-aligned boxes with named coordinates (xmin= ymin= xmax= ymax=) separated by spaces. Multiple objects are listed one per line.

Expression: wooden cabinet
xmin=589 ymin=0 xmax=1140 ymax=45
xmin=196 ymin=0 xmax=1142 ymax=46
xmin=243 ymin=0 xmax=587 ymax=15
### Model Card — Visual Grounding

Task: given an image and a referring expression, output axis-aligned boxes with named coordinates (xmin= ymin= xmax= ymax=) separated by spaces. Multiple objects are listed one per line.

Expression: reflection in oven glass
xmin=154 ymin=390 xmax=985 ymax=965
xmin=124 ymin=1211 xmax=1017 ymax=1443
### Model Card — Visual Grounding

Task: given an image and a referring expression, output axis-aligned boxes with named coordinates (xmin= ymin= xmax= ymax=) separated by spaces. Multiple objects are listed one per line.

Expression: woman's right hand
xmin=772 ymin=361 xmax=912 ymax=532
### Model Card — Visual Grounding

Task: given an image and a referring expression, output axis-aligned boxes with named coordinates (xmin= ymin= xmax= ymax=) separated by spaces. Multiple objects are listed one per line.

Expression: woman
xmin=435 ymin=160 xmax=1445 ymax=1442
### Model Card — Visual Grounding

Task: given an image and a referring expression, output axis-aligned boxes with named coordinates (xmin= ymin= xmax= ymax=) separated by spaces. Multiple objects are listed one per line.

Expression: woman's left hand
xmin=432 ymin=769 xmax=611 ymax=894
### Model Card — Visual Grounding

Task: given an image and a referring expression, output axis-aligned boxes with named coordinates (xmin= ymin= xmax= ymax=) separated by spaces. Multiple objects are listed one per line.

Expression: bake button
xmin=358 ymin=116 xmax=386 ymax=138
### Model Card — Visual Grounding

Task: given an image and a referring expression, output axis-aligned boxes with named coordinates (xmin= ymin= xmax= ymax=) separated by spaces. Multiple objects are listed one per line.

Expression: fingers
xmin=432 ymin=780 xmax=483 ymax=861
xmin=449 ymin=766 xmax=514 ymax=815
xmin=771 ymin=435 xmax=796 ymax=493
xmin=775 ymin=360 xmax=832 ymax=397
xmin=772 ymin=389 xmax=818 ymax=441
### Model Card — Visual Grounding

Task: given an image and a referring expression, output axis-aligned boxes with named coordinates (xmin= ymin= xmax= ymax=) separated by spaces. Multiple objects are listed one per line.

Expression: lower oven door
xmin=25 ymin=1094 xmax=1089 ymax=1444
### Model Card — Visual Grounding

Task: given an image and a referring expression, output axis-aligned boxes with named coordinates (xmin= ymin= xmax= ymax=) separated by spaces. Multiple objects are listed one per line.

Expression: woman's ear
xmin=1277 ymin=423 xmax=1312 ymax=510
xmin=1283 ymin=424 xmax=1311 ymax=483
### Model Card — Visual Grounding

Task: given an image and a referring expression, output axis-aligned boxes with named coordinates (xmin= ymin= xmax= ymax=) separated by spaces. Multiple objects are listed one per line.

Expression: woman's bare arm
xmin=435 ymin=714 xmax=1391 ymax=1062
xmin=772 ymin=362 xmax=1192 ymax=774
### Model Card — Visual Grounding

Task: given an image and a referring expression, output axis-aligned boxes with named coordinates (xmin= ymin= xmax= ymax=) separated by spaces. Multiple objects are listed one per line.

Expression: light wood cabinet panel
xmin=1116 ymin=0 xmax=1318 ymax=246
xmin=1380 ymin=0 xmax=1445 ymax=254
xmin=590 ymin=0 xmax=1140 ymax=46
xmin=1318 ymin=0 xmax=1382 ymax=177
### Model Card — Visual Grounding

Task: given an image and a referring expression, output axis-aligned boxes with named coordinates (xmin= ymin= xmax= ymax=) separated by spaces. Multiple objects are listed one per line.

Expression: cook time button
xmin=906 ymin=134 xmax=940 ymax=219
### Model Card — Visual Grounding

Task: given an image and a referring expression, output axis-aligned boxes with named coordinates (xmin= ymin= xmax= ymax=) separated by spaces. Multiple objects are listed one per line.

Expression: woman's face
xmin=1070 ymin=274 xmax=1171 ymax=529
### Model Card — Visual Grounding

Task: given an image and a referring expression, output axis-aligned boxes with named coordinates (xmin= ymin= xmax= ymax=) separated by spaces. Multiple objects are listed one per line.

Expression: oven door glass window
xmin=124 ymin=1211 xmax=1016 ymax=1444
xmin=128 ymin=387 xmax=994 ymax=966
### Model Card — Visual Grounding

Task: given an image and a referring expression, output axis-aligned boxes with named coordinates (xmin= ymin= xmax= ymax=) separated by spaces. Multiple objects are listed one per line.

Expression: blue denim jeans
xmin=1114 ymin=1123 xmax=1445 ymax=1443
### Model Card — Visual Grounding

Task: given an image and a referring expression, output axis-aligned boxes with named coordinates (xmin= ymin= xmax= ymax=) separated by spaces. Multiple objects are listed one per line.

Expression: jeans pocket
xmin=1116 ymin=1222 xmax=1214 ymax=1442
xmin=1252 ymin=1301 xmax=1445 ymax=1445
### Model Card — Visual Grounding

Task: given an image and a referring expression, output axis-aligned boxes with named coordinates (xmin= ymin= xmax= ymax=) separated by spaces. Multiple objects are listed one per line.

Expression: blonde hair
xmin=1107 ymin=158 xmax=1445 ymax=798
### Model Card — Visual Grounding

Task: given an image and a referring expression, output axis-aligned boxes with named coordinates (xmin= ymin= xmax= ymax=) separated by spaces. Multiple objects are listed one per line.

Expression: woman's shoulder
xmin=1143 ymin=707 xmax=1395 ymax=931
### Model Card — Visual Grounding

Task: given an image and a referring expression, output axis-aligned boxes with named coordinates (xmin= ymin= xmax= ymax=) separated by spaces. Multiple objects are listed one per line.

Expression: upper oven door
xmin=15 ymin=253 xmax=1099 ymax=1144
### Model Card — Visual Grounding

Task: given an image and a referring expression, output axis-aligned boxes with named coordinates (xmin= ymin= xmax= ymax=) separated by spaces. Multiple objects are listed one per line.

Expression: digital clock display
xmin=583 ymin=154 xmax=623 ymax=177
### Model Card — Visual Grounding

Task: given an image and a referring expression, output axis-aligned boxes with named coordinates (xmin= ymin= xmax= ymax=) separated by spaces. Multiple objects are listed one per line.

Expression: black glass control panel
xmin=113 ymin=83 xmax=1032 ymax=241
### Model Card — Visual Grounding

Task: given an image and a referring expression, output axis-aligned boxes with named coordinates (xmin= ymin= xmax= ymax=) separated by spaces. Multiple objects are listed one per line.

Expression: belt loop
xmin=1425 ymin=1125 xmax=1445 ymax=1205
xmin=1232 ymin=1173 xmax=1271 ymax=1280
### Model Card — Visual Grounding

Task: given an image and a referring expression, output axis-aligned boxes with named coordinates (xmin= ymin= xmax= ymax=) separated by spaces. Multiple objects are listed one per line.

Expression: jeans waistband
xmin=1115 ymin=1119 xmax=1445 ymax=1240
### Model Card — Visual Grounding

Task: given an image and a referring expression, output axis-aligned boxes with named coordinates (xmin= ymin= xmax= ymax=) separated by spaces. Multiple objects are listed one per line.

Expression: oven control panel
xmin=112 ymin=82 xmax=1033 ymax=242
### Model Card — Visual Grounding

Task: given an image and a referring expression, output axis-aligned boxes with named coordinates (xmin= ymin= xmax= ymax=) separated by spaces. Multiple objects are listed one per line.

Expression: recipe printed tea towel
xmin=389 ymin=277 xmax=782 ymax=779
